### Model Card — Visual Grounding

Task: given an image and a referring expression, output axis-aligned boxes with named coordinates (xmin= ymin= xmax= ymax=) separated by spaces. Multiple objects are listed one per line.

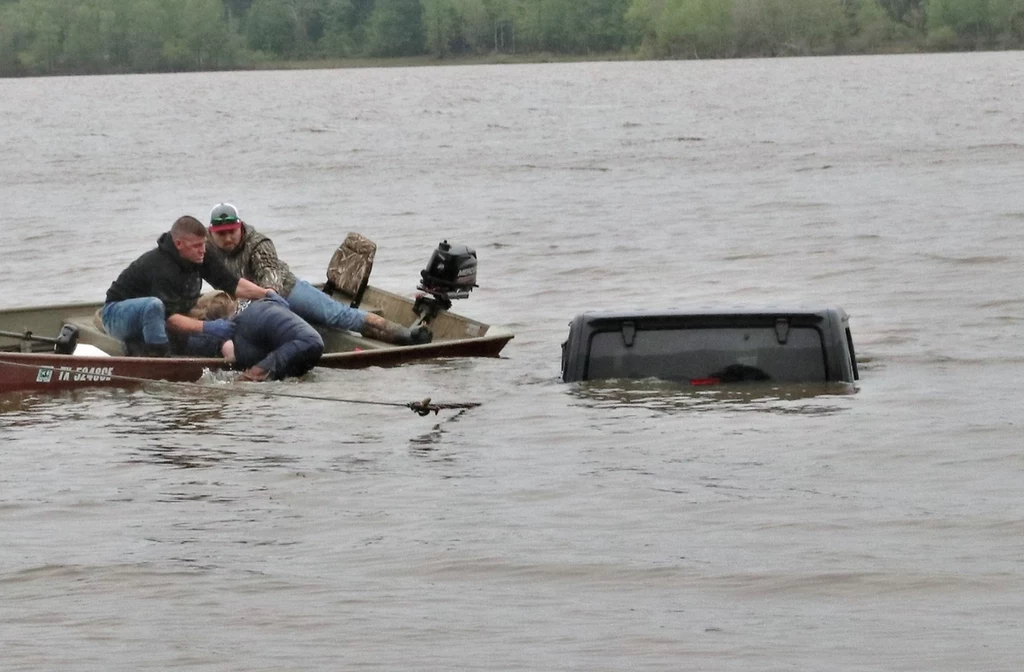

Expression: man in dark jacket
xmin=206 ymin=203 xmax=432 ymax=346
xmin=230 ymin=300 xmax=325 ymax=381
xmin=187 ymin=292 xmax=324 ymax=381
xmin=102 ymin=215 xmax=276 ymax=356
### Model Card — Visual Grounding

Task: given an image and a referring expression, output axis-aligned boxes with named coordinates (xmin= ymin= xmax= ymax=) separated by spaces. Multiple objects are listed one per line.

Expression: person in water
xmin=102 ymin=215 xmax=278 ymax=356
xmin=188 ymin=291 xmax=324 ymax=381
xmin=205 ymin=203 xmax=432 ymax=346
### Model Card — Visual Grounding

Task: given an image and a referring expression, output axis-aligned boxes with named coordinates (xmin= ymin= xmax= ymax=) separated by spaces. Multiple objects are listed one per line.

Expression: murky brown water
xmin=2 ymin=53 xmax=1024 ymax=670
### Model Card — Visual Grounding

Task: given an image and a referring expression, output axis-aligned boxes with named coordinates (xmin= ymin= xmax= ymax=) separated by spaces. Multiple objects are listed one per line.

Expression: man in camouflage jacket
xmin=206 ymin=203 xmax=431 ymax=346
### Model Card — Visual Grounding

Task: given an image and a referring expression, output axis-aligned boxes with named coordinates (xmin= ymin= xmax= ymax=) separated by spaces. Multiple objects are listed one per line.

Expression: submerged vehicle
xmin=0 ymin=236 xmax=512 ymax=395
xmin=561 ymin=306 xmax=857 ymax=386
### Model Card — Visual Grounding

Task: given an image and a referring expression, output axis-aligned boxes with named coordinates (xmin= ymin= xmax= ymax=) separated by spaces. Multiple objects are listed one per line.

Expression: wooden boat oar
xmin=0 ymin=357 xmax=479 ymax=416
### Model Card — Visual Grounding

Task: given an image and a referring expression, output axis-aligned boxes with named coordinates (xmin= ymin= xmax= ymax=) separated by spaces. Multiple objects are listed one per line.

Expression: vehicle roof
xmin=575 ymin=305 xmax=849 ymax=322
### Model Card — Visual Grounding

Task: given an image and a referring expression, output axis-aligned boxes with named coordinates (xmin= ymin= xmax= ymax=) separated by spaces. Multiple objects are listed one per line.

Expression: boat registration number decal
xmin=36 ymin=366 xmax=115 ymax=383
xmin=36 ymin=365 xmax=115 ymax=383
xmin=63 ymin=366 xmax=114 ymax=382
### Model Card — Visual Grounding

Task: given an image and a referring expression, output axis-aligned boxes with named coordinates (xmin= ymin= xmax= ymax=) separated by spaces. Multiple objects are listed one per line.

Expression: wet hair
xmin=170 ymin=215 xmax=207 ymax=240
xmin=190 ymin=291 xmax=238 ymax=320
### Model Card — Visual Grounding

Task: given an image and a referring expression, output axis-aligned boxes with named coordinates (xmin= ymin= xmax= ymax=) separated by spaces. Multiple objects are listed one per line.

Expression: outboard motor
xmin=414 ymin=241 xmax=478 ymax=324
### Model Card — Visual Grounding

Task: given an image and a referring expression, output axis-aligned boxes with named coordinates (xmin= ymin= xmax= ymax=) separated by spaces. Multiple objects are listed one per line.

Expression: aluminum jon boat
xmin=0 ymin=236 xmax=512 ymax=395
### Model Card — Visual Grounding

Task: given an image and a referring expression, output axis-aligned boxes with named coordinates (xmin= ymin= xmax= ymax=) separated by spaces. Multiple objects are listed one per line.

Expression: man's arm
xmin=235 ymin=277 xmax=271 ymax=300
xmin=248 ymin=240 xmax=288 ymax=293
xmin=166 ymin=314 xmax=236 ymax=343
xmin=166 ymin=313 xmax=206 ymax=335
xmin=202 ymin=243 xmax=272 ymax=300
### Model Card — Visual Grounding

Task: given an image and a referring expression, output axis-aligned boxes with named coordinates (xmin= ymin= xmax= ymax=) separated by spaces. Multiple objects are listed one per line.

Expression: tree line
xmin=1 ymin=0 xmax=1022 ymax=76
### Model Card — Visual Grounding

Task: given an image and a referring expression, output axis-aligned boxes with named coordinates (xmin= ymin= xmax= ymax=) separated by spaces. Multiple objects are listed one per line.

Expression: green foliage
xmin=367 ymin=0 xmax=424 ymax=56
xmin=569 ymin=0 xmax=629 ymax=51
xmin=0 ymin=0 xmax=241 ymax=74
xmin=501 ymin=0 xmax=613 ymax=53
xmin=927 ymin=0 xmax=993 ymax=42
xmin=17 ymin=0 xmax=75 ymax=72
xmin=733 ymin=0 xmax=847 ymax=56
xmin=847 ymin=0 xmax=911 ymax=49
xmin=246 ymin=0 xmax=299 ymax=54
xmin=531 ymin=0 xmax=571 ymax=52
xmin=878 ymin=0 xmax=923 ymax=24
xmin=182 ymin=0 xmax=236 ymax=67
xmin=62 ymin=3 xmax=109 ymax=71
xmin=628 ymin=0 xmax=855 ymax=57
xmin=0 ymin=6 xmax=20 ymax=72
xmin=990 ymin=0 xmax=1024 ymax=43
xmin=2 ymin=0 xmax=1024 ymax=77
xmin=422 ymin=0 xmax=489 ymax=57
xmin=318 ymin=0 xmax=357 ymax=56
xmin=927 ymin=0 xmax=1024 ymax=45
xmin=422 ymin=0 xmax=458 ymax=56
xmin=122 ymin=0 xmax=170 ymax=70
xmin=661 ymin=0 xmax=735 ymax=57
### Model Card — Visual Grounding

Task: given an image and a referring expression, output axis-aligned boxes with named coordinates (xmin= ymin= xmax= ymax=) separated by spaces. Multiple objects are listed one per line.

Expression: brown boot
xmin=359 ymin=314 xmax=432 ymax=345
xmin=408 ymin=326 xmax=433 ymax=345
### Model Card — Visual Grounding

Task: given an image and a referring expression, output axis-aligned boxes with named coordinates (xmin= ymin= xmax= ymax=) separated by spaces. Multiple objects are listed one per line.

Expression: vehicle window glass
xmin=586 ymin=326 xmax=826 ymax=383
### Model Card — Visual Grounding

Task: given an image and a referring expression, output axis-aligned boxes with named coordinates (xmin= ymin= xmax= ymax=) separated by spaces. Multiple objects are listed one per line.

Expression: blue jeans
xmin=286 ymin=279 xmax=367 ymax=332
xmin=101 ymin=298 xmax=168 ymax=346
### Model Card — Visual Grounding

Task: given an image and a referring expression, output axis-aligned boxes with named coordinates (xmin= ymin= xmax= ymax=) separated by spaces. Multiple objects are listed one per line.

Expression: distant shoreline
xmin=4 ymin=0 xmax=1021 ymax=80
xmin=145 ymin=46 xmax=1024 ymax=76
xmin=5 ymin=47 xmax=1016 ymax=79
xmin=253 ymin=52 xmax=639 ymax=71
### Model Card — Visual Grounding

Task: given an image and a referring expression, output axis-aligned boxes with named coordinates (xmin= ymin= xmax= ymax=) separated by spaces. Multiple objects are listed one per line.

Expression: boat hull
xmin=0 ymin=352 xmax=227 ymax=394
xmin=0 ymin=284 xmax=512 ymax=395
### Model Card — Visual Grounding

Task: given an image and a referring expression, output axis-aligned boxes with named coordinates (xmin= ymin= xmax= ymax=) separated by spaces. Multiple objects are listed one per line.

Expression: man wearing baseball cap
xmin=102 ymin=214 xmax=277 ymax=356
xmin=207 ymin=203 xmax=431 ymax=346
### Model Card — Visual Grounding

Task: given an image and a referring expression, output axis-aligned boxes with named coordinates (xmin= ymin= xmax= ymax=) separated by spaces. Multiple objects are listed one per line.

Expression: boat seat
xmin=324 ymin=233 xmax=376 ymax=308
xmin=61 ymin=310 xmax=124 ymax=355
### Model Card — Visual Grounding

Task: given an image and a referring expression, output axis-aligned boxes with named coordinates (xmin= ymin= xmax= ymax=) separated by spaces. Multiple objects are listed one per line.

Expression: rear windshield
xmin=586 ymin=326 xmax=827 ymax=383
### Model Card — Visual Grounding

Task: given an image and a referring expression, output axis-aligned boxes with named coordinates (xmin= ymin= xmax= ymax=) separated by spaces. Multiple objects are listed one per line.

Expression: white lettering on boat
xmin=56 ymin=366 xmax=114 ymax=382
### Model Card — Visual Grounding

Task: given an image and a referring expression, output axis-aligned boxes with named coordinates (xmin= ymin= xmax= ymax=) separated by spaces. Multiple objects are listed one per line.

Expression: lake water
xmin=1 ymin=52 xmax=1023 ymax=670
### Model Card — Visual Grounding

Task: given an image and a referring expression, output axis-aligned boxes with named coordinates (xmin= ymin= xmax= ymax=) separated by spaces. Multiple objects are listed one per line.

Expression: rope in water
xmin=0 ymin=358 xmax=479 ymax=416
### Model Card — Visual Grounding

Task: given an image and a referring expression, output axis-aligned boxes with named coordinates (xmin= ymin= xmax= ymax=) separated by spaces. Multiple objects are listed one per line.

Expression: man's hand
xmin=239 ymin=366 xmax=269 ymax=382
xmin=202 ymin=319 xmax=235 ymax=341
